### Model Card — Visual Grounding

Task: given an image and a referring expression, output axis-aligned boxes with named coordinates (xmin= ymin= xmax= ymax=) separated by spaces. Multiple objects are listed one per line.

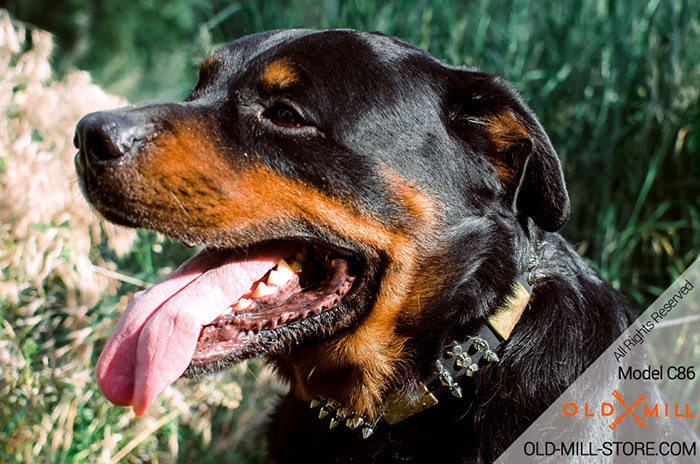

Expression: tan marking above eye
xmin=261 ymin=59 xmax=300 ymax=91
xmin=198 ymin=55 xmax=219 ymax=79
xmin=200 ymin=55 xmax=216 ymax=70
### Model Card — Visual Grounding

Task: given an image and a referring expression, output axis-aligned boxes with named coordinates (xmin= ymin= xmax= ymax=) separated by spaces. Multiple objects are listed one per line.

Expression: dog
xmin=75 ymin=29 xmax=656 ymax=462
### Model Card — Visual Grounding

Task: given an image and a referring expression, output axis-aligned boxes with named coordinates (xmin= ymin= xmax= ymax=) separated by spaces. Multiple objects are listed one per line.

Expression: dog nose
xmin=74 ymin=111 xmax=150 ymax=173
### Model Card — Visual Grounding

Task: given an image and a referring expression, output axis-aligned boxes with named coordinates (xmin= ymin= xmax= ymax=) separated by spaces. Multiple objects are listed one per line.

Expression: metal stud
xmin=439 ymin=370 xmax=454 ymax=387
xmin=329 ymin=418 xmax=340 ymax=429
xmin=362 ymin=426 xmax=375 ymax=439
xmin=346 ymin=416 xmax=364 ymax=430
xmin=446 ymin=341 xmax=463 ymax=357
xmin=450 ymin=384 xmax=463 ymax=398
xmin=528 ymin=272 xmax=546 ymax=286
xmin=335 ymin=408 xmax=349 ymax=421
xmin=473 ymin=337 xmax=489 ymax=351
xmin=310 ymin=398 xmax=322 ymax=409
xmin=526 ymin=258 xmax=538 ymax=272
xmin=484 ymin=350 xmax=500 ymax=363
xmin=435 ymin=360 xmax=453 ymax=386
xmin=318 ymin=407 xmax=330 ymax=419
xmin=455 ymin=353 xmax=472 ymax=369
xmin=465 ymin=364 xmax=480 ymax=376
xmin=326 ymin=398 xmax=341 ymax=410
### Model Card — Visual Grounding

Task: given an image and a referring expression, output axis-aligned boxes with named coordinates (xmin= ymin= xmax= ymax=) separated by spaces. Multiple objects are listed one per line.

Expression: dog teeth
xmin=267 ymin=258 xmax=296 ymax=286
xmin=294 ymin=246 xmax=309 ymax=263
xmin=289 ymin=259 xmax=303 ymax=272
xmin=266 ymin=270 xmax=285 ymax=286
xmin=251 ymin=282 xmax=276 ymax=298
xmin=211 ymin=251 xmax=314 ymax=334
xmin=278 ymin=258 xmax=296 ymax=273
xmin=234 ymin=298 xmax=252 ymax=310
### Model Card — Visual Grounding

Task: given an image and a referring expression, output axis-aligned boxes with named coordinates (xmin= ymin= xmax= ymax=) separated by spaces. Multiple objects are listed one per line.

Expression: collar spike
xmin=527 ymin=271 xmax=546 ymax=286
xmin=318 ymin=407 xmax=330 ymax=419
xmin=472 ymin=337 xmax=489 ymax=351
xmin=346 ymin=416 xmax=364 ymax=430
xmin=465 ymin=364 xmax=479 ymax=377
xmin=310 ymin=398 xmax=322 ymax=409
xmin=436 ymin=361 xmax=454 ymax=387
xmin=455 ymin=353 xmax=472 ymax=368
xmin=335 ymin=408 xmax=349 ymax=421
xmin=484 ymin=350 xmax=500 ymax=363
xmin=526 ymin=258 xmax=538 ymax=272
xmin=325 ymin=398 xmax=341 ymax=410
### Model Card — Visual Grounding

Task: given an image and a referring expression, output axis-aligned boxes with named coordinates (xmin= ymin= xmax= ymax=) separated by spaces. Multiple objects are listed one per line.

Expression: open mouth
xmin=192 ymin=244 xmax=356 ymax=365
xmin=96 ymin=239 xmax=358 ymax=416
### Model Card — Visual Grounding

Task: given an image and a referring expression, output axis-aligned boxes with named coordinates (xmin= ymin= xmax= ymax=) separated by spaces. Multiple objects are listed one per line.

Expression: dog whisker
xmin=167 ymin=189 xmax=188 ymax=215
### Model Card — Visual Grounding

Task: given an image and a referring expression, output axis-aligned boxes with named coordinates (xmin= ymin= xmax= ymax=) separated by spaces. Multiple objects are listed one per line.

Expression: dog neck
xmin=311 ymin=241 xmax=548 ymax=438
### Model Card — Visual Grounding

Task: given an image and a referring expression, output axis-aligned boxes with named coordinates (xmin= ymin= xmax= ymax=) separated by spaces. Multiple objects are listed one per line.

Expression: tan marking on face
xmin=200 ymin=55 xmax=216 ymax=72
xmin=126 ymin=125 xmax=443 ymax=418
xmin=483 ymin=109 xmax=532 ymax=184
xmin=131 ymin=119 xmax=242 ymax=229
xmin=268 ymin=170 xmax=442 ymax=419
xmin=260 ymin=59 xmax=300 ymax=91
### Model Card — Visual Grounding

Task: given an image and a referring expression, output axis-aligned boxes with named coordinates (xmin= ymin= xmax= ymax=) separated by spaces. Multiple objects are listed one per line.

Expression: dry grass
xmin=0 ymin=11 xmax=277 ymax=463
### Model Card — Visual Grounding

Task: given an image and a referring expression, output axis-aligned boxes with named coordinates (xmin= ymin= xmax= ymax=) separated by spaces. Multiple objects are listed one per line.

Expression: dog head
xmin=75 ymin=29 xmax=569 ymax=419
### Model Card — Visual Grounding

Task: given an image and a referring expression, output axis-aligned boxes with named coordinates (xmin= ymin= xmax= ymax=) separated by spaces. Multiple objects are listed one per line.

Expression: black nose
xmin=75 ymin=111 xmax=149 ymax=161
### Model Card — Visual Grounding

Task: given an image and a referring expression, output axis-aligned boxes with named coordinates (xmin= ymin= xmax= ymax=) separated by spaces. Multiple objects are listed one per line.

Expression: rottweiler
xmin=74 ymin=29 xmax=641 ymax=462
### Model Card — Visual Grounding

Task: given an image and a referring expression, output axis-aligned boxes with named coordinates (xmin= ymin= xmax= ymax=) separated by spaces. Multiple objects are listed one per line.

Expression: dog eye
xmin=263 ymin=104 xmax=307 ymax=129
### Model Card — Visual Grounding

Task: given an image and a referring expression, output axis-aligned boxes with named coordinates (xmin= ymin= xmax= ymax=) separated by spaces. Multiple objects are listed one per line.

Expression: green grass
xmin=15 ymin=0 xmax=699 ymax=302
xmin=3 ymin=1 xmax=700 ymax=462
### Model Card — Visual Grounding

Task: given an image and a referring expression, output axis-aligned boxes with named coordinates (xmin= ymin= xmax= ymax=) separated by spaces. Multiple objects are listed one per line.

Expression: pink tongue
xmin=96 ymin=245 xmax=291 ymax=416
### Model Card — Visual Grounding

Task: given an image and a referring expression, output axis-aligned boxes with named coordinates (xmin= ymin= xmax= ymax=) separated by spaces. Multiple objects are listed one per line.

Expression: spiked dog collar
xmin=311 ymin=241 xmax=547 ymax=438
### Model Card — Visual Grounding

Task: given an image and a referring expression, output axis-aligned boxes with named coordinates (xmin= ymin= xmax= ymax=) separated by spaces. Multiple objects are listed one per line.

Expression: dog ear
xmin=447 ymin=69 xmax=570 ymax=232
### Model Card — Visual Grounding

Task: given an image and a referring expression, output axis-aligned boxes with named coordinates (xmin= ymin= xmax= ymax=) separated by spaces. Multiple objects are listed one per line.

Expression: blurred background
xmin=1 ymin=1 xmax=699 ymax=462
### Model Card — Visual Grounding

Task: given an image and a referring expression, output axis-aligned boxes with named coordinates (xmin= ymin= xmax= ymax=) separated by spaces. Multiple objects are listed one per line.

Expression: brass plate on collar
xmin=488 ymin=281 xmax=530 ymax=340
xmin=383 ymin=384 xmax=439 ymax=425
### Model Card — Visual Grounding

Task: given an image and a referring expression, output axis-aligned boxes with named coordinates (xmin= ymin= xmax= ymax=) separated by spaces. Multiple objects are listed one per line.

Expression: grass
xmin=2 ymin=1 xmax=699 ymax=462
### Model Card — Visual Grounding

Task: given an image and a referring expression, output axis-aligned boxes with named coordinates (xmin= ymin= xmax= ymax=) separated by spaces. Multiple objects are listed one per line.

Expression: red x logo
xmin=609 ymin=390 xmax=646 ymax=430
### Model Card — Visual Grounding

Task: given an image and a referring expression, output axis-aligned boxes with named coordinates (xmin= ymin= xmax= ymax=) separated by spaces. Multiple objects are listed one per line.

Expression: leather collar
xmin=312 ymin=241 xmax=547 ymax=438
